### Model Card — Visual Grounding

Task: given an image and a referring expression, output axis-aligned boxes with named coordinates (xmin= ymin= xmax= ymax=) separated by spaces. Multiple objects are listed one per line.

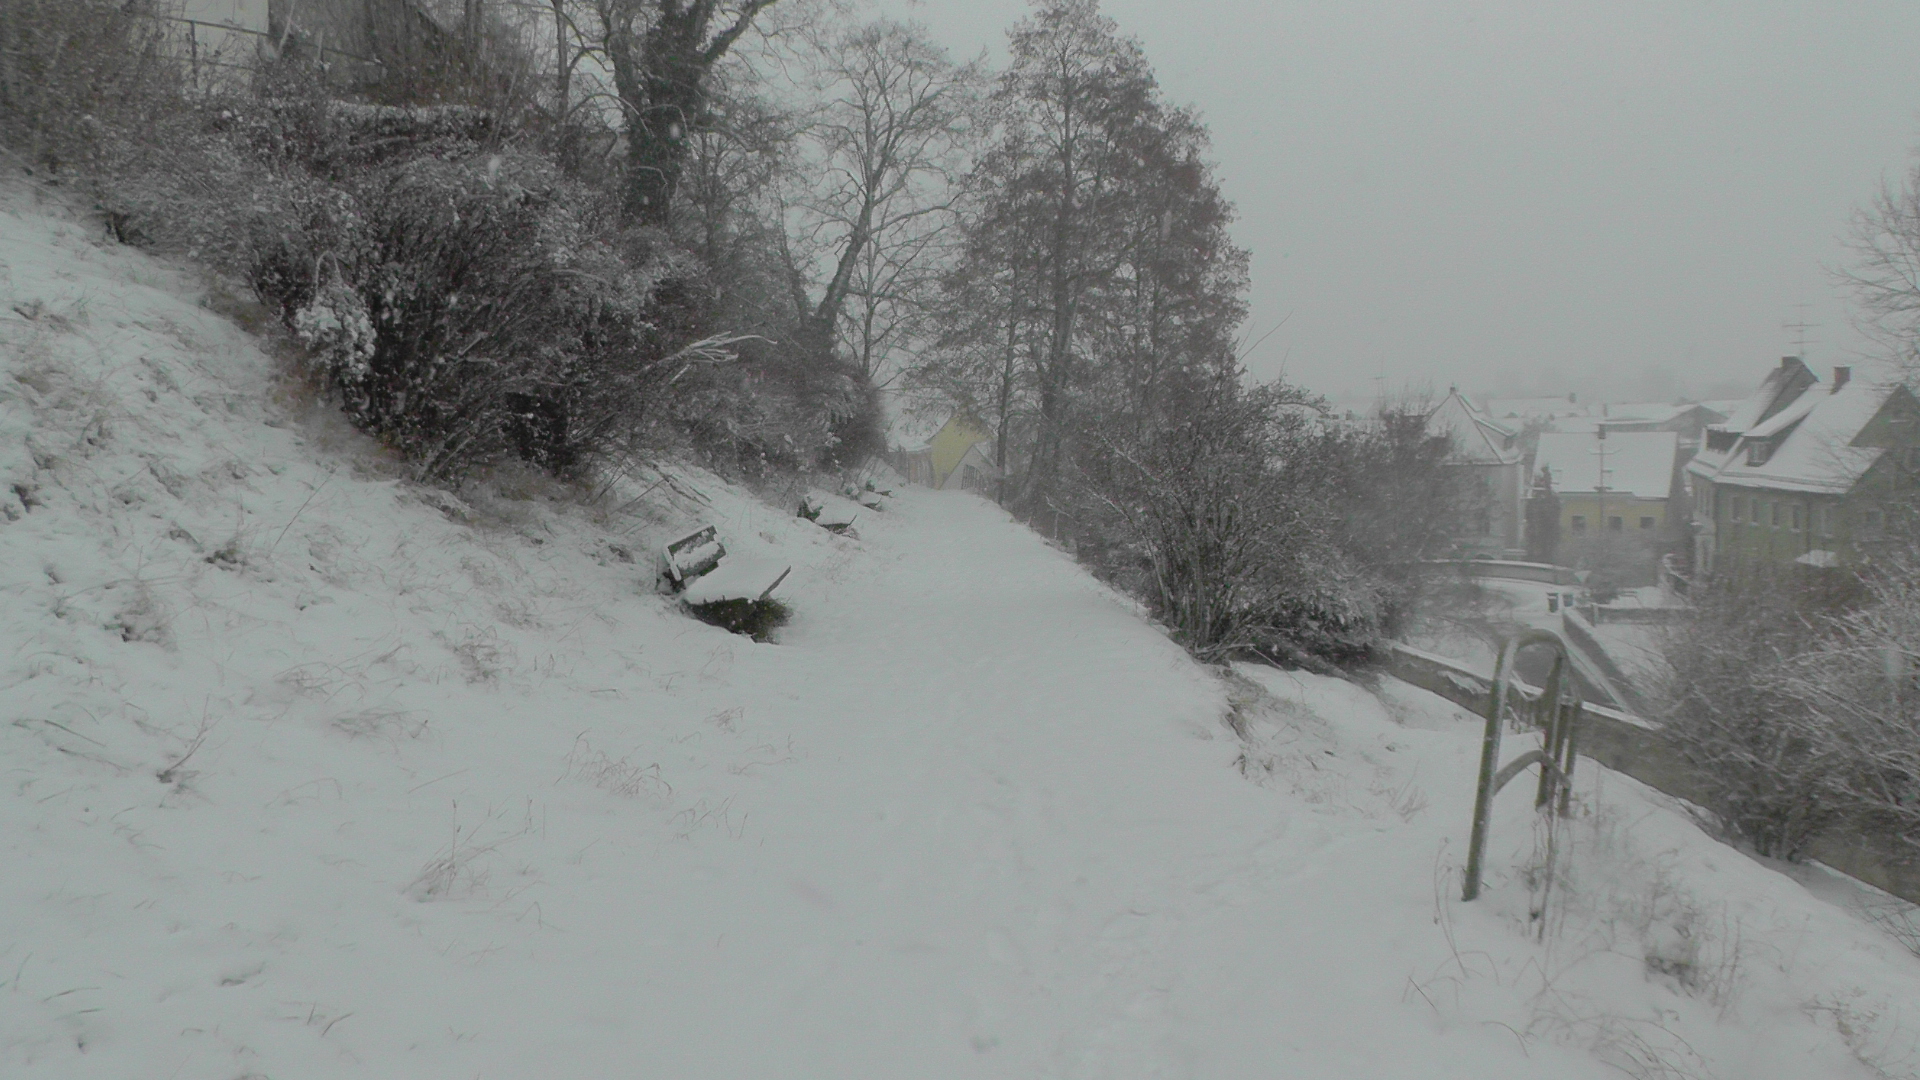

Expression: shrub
xmin=1792 ymin=555 xmax=1920 ymax=858
xmin=1070 ymin=381 xmax=1391 ymax=667
xmin=0 ymin=0 xmax=179 ymax=170
xmin=240 ymin=118 xmax=691 ymax=479
xmin=0 ymin=10 xmax=880 ymax=488
xmin=1653 ymin=571 xmax=1853 ymax=859
xmin=684 ymin=597 xmax=791 ymax=642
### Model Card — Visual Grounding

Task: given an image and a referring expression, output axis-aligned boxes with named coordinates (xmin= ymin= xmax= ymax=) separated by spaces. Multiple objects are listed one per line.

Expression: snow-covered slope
xmin=5 ymin=179 xmax=1920 ymax=1079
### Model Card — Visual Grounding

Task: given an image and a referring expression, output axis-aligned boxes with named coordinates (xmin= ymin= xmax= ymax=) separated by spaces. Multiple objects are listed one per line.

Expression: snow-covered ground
xmin=6 ymin=179 xmax=1920 ymax=1079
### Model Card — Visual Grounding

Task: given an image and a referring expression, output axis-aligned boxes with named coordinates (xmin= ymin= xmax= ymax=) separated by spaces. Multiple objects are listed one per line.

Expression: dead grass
xmin=559 ymin=735 xmax=672 ymax=801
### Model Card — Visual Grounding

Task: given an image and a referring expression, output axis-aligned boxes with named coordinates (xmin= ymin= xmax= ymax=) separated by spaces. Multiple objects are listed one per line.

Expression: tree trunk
xmin=606 ymin=0 xmax=777 ymax=229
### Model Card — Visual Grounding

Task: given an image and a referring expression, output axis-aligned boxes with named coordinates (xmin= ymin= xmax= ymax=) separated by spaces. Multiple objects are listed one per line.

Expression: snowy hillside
xmin=5 ymin=179 xmax=1920 ymax=1079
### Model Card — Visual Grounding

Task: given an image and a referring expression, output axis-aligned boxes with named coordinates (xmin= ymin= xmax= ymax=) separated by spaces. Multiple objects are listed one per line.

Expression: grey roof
xmin=1701 ymin=380 xmax=1893 ymax=495
xmin=1428 ymin=390 xmax=1520 ymax=465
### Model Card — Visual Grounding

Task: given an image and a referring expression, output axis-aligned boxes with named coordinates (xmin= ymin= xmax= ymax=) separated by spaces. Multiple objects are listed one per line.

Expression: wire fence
xmin=143 ymin=10 xmax=385 ymax=85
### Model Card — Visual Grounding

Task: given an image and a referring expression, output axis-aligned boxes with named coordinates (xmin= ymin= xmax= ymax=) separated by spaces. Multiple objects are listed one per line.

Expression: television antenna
xmin=1783 ymin=302 xmax=1820 ymax=358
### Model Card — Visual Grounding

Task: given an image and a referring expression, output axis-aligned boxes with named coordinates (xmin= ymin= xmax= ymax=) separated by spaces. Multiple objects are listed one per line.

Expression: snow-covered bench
xmin=845 ymin=482 xmax=889 ymax=511
xmin=661 ymin=525 xmax=725 ymax=590
xmin=660 ymin=526 xmax=792 ymax=640
xmin=799 ymin=489 xmax=863 ymax=535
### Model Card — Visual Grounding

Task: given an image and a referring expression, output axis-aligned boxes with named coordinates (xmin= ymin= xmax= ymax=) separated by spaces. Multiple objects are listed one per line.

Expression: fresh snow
xmin=5 ymin=180 xmax=1920 ymax=1079
xmin=677 ymin=555 xmax=791 ymax=605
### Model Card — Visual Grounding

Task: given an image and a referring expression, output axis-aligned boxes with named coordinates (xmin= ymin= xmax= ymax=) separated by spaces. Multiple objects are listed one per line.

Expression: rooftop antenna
xmin=1590 ymin=426 xmax=1612 ymax=533
xmin=1783 ymin=302 xmax=1820 ymax=358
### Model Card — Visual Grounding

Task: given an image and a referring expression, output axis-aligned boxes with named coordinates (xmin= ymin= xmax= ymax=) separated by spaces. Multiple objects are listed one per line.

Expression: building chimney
xmin=1782 ymin=356 xmax=1798 ymax=368
xmin=1832 ymin=366 xmax=1851 ymax=393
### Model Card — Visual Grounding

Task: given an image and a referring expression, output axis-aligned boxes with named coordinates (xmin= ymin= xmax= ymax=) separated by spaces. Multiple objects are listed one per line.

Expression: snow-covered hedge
xmin=244 ymin=139 xmax=690 ymax=478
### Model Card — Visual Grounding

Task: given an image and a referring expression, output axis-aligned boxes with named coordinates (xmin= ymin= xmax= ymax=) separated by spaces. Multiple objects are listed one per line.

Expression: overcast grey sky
xmin=873 ymin=0 xmax=1920 ymax=404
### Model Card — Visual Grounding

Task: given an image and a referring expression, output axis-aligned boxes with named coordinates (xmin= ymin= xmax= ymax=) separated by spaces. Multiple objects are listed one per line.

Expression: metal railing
xmin=1461 ymin=628 xmax=1585 ymax=902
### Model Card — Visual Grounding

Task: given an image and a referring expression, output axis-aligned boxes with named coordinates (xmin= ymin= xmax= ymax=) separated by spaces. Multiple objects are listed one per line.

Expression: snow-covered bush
xmin=1069 ymin=380 xmax=1461 ymax=669
xmin=685 ymin=597 xmax=792 ymax=642
xmin=1070 ymin=382 xmax=1386 ymax=667
xmin=291 ymin=276 xmax=377 ymax=378
xmin=242 ymin=129 xmax=692 ymax=478
xmin=2 ymin=10 xmax=880 ymax=484
xmin=1653 ymin=571 xmax=1858 ymax=859
xmin=1791 ymin=554 xmax=1920 ymax=859
xmin=1655 ymin=555 xmax=1920 ymax=866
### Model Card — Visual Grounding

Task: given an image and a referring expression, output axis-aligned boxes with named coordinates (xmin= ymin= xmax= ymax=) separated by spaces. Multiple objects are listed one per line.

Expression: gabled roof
xmin=1690 ymin=358 xmax=1819 ymax=480
xmin=1428 ymin=390 xmax=1520 ymax=465
xmin=1534 ymin=431 xmax=1680 ymax=499
xmin=1690 ymin=379 xmax=1913 ymax=495
xmin=1713 ymin=357 xmax=1816 ymax=435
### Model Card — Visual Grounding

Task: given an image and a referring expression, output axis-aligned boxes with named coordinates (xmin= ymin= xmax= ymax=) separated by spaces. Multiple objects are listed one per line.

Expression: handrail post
xmin=1463 ymin=635 xmax=1520 ymax=901
xmin=1462 ymin=629 xmax=1586 ymax=902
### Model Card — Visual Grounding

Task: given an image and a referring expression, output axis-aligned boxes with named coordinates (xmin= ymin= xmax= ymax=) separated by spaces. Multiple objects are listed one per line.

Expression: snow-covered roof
xmin=1714 ymin=358 xmax=1814 ymax=435
xmin=1533 ymin=430 xmax=1679 ymax=499
xmin=1546 ymin=416 xmax=1603 ymax=434
xmin=1428 ymin=390 xmax=1520 ymax=465
xmin=1601 ymin=401 xmax=1729 ymax=426
xmin=1482 ymin=395 xmax=1588 ymax=420
xmin=1602 ymin=402 xmax=1682 ymax=422
xmin=1742 ymin=391 xmax=1821 ymax=439
xmin=1707 ymin=380 xmax=1892 ymax=494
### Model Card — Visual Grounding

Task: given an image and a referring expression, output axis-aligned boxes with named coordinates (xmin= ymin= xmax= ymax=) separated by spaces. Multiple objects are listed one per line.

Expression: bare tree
xmin=784 ymin=20 xmax=982 ymax=386
xmin=1844 ymin=164 xmax=1920 ymax=383
xmin=991 ymin=0 xmax=1160 ymax=508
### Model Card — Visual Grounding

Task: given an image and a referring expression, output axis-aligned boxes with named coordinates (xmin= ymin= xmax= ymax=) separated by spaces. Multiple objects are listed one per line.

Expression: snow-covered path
xmin=401 ymin=487 xmax=1525 ymax=1080
xmin=8 ymin=183 xmax=1920 ymax=1079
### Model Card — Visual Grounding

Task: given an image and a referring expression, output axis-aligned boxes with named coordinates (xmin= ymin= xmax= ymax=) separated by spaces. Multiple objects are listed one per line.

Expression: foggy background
xmin=881 ymin=0 xmax=1920 ymax=405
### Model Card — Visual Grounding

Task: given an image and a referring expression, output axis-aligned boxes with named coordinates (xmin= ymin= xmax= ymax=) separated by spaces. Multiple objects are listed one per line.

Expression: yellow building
xmin=893 ymin=416 xmax=1002 ymax=492
xmin=1532 ymin=430 xmax=1680 ymax=539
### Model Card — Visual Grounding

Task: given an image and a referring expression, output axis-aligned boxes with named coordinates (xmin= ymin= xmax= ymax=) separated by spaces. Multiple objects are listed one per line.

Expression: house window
xmin=1608 ymin=516 xmax=1623 ymax=531
xmin=1790 ymin=504 xmax=1803 ymax=532
xmin=1758 ymin=500 xmax=1771 ymax=527
xmin=1728 ymin=497 xmax=1742 ymax=522
xmin=1815 ymin=504 xmax=1835 ymax=537
xmin=1570 ymin=515 xmax=1587 ymax=533
xmin=1639 ymin=516 xmax=1655 ymax=530
xmin=1861 ymin=507 xmax=1886 ymax=539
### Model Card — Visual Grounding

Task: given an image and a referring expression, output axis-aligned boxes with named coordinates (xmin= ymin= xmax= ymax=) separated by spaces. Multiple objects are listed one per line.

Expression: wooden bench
xmin=661 ymin=525 xmax=791 ymax=603
xmin=799 ymin=490 xmax=862 ymax=535
xmin=661 ymin=525 xmax=725 ymax=590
